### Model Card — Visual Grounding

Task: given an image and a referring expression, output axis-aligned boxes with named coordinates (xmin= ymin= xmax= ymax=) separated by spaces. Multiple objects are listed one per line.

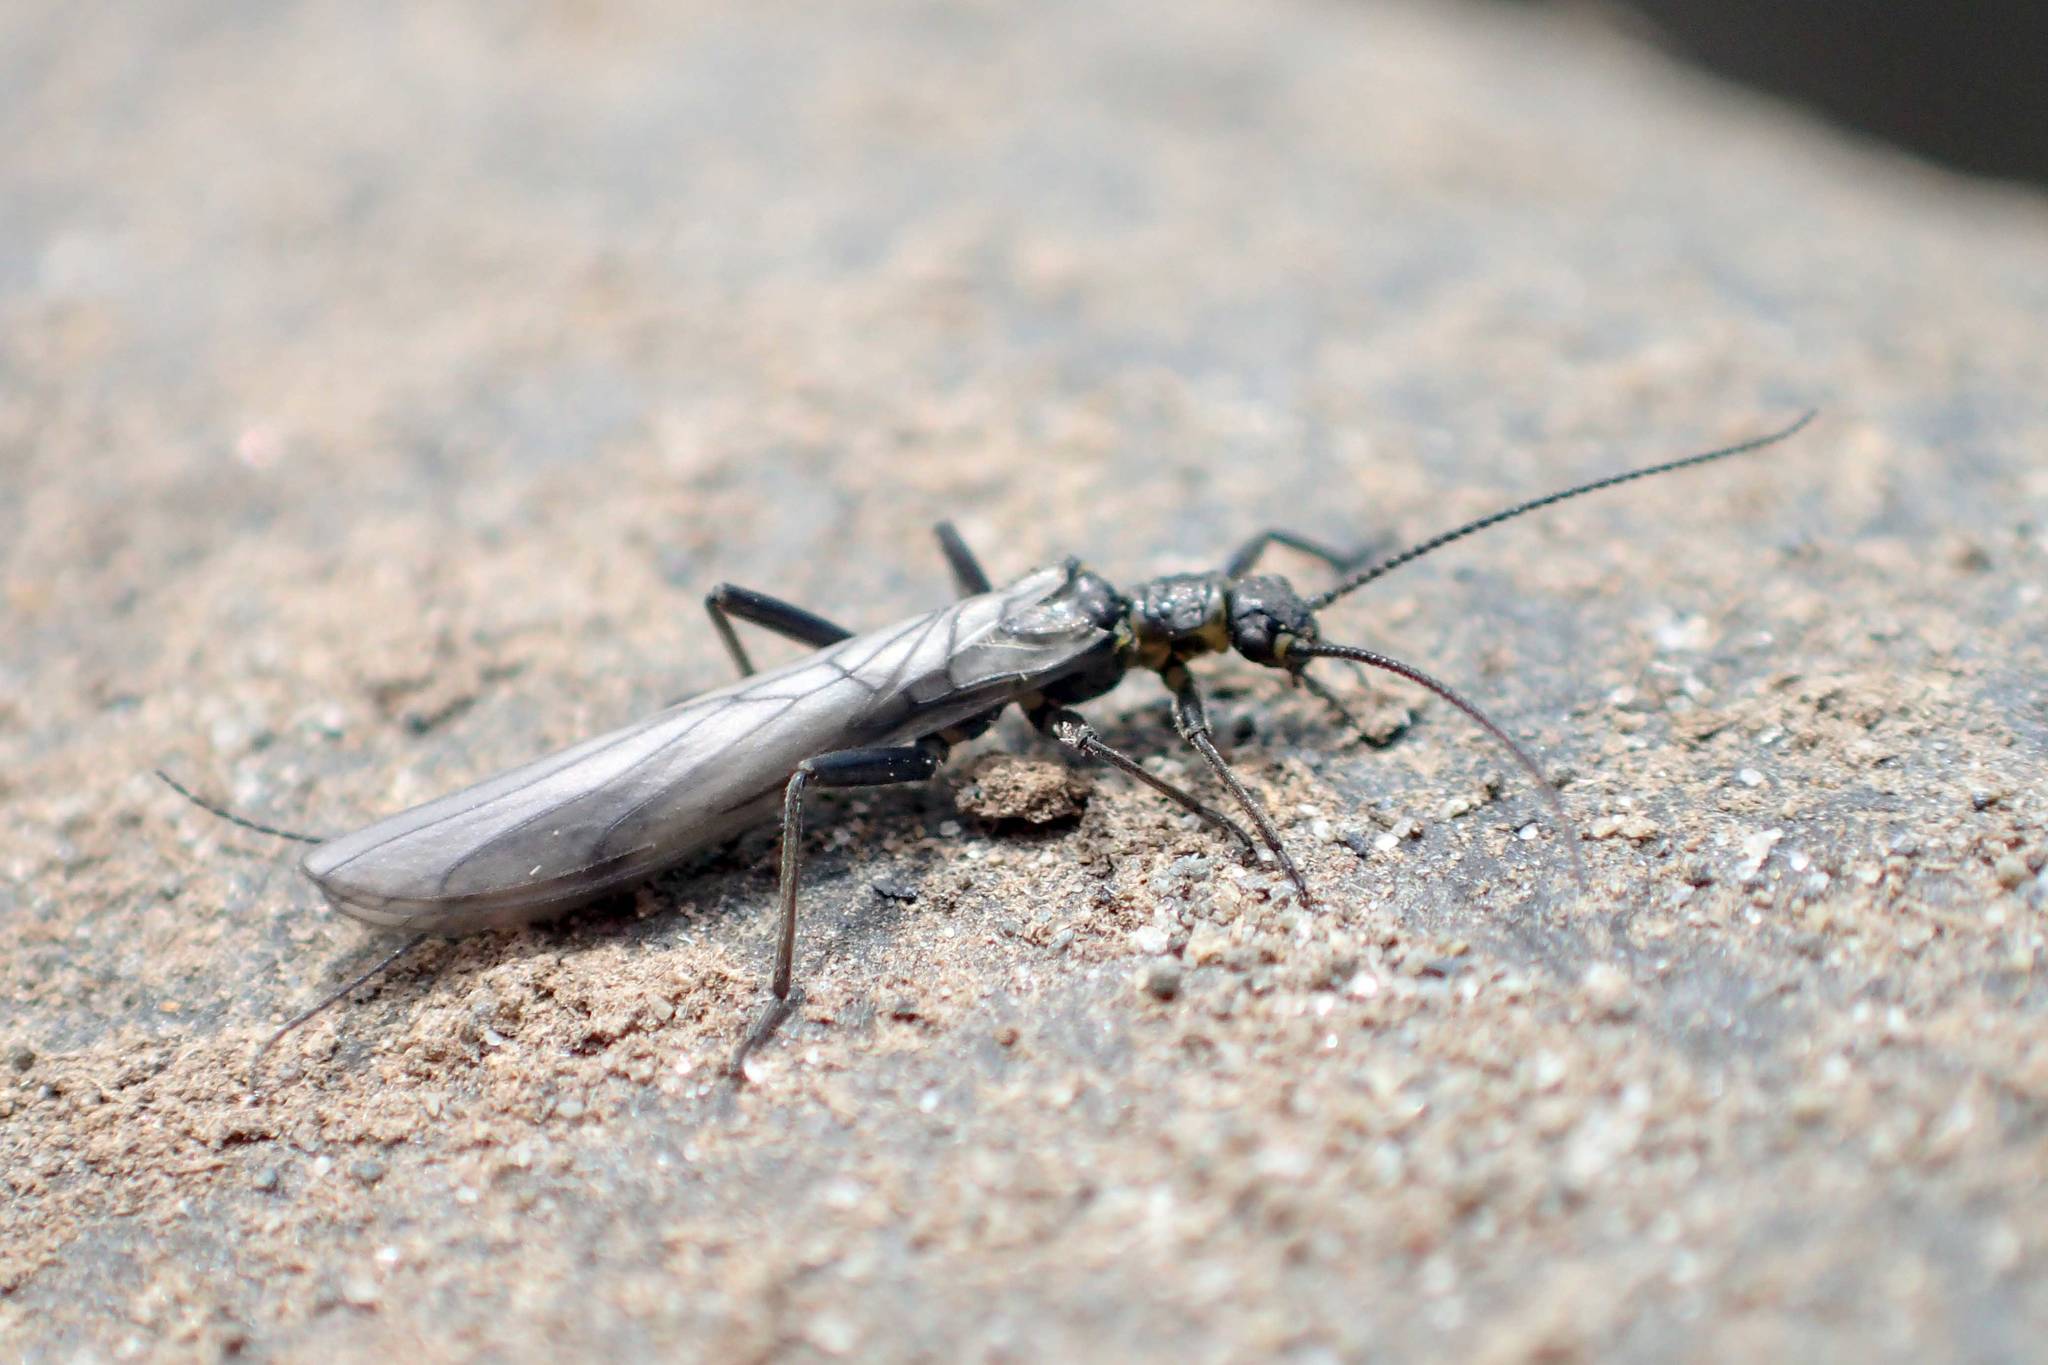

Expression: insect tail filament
xmin=154 ymin=769 xmax=326 ymax=845
xmin=247 ymin=933 xmax=431 ymax=1087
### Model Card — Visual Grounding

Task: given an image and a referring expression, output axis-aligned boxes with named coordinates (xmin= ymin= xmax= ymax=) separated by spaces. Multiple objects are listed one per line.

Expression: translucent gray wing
xmin=301 ymin=566 xmax=1112 ymax=932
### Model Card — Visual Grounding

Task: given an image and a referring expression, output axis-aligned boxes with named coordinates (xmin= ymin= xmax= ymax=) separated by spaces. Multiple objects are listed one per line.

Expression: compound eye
xmin=1231 ymin=613 xmax=1282 ymax=665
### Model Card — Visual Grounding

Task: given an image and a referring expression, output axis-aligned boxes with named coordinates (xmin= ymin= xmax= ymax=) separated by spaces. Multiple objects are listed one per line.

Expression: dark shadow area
xmin=1508 ymin=0 xmax=2048 ymax=185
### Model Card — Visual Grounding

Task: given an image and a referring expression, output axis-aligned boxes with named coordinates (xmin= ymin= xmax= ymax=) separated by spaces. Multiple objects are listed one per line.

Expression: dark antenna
xmin=1307 ymin=411 xmax=1817 ymax=610
xmin=154 ymin=769 xmax=325 ymax=845
xmin=1293 ymin=641 xmax=1587 ymax=892
xmin=248 ymin=933 xmax=430 ymax=1087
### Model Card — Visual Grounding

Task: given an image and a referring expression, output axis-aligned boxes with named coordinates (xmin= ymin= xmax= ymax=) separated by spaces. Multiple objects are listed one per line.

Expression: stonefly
xmin=162 ymin=412 xmax=1815 ymax=1077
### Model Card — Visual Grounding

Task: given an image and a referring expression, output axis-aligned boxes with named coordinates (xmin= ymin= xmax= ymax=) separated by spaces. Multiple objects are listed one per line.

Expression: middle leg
xmin=933 ymin=521 xmax=993 ymax=597
xmin=704 ymin=583 xmax=855 ymax=679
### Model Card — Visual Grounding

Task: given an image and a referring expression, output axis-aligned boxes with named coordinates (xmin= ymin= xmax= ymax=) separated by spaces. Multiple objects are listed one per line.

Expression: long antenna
xmin=1307 ymin=411 xmax=1817 ymax=610
xmin=1293 ymin=641 xmax=1587 ymax=892
xmin=247 ymin=933 xmax=430 ymax=1087
xmin=155 ymin=769 xmax=325 ymax=845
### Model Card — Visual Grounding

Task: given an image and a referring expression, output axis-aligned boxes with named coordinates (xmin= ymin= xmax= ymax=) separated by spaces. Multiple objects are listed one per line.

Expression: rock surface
xmin=4 ymin=0 xmax=2047 ymax=1358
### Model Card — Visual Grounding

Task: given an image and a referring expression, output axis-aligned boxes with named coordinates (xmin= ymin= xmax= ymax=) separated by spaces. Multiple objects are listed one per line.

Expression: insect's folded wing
xmin=300 ymin=693 xmax=800 ymax=927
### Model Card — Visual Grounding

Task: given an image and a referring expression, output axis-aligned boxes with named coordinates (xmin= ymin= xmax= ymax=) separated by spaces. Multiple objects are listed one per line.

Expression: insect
xmin=162 ymin=412 xmax=1814 ymax=1077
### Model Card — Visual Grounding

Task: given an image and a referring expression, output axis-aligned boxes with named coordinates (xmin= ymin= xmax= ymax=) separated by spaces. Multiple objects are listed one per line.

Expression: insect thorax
xmin=1127 ymin=572 xmax=1232 ymax=670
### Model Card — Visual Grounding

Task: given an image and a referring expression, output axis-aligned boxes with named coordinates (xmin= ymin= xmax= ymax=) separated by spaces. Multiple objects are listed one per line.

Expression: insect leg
xmin=1224 ymin=530 xmax=1385 ymax=580
xmin=704 ymin=584 xmax=856 ymax=678
xmin=1161 ymin=665 xmax=1313 ymax=905
xmin=730 ymin=736 xmax=951 ymax=1075
xmin=1028 ymin=703 xmax=1258 ymax=860
xmin=933 ymin=522 xmax=993 ymax=596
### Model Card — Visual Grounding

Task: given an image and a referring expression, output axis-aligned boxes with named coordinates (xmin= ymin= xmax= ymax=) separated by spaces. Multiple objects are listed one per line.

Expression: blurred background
xmin=6 ymin=1 xmax=2047 ymax=1359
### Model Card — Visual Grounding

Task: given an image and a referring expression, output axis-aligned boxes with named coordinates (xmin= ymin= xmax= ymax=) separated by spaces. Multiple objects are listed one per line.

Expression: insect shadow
xmin=161 ymin=412 xmax=1817 ymax=1082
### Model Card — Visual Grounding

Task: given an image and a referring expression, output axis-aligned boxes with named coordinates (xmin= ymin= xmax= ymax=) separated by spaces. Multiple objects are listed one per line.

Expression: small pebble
xmin=1590 ymin=813 xmax=1661 ymax=842
xmin=1128 ymin=925 xmax=1170 ymax=956
xmin=6 ymin=1045 xmax=33 ymax=1072
xmin=953 ymin=754 xmax=1089 ymax=823
xmin=1787 ymin=1089 xmax=1833 ymax=1123
xmin=1138 ymin=962 xmax=1183 ymax=1001
xmin=806 ymin=1311 xmax=860 ymax=1355
xmin=350 ymin=1158 xmax=386 ymax=1186
xmin=1185 ymin=924 xmax=1231 ymax=966
xmin=871 ymin=875 xmax=919 ymax=903
xmin=1740 ymin=829 xmax=1784 ymax=878
xmin=1581 ymin=963 xmax=1636 ymax=1018
xmin=1984 ymin=1221 xmax=2024 ymax=1275
xmin=252 ymin=1167 xmax=280 ymax=1194
xmin=1993 ymin=856 xmax=2029 ymax=891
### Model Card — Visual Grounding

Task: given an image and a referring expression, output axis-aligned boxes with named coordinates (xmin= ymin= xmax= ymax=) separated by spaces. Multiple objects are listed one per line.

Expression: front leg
xmin=1163 ymin=665 xmax=1312 ymax=905
xmin=1028 ymin=703 xmax=1258 ymax=861
xmin=729 ymin=736 xmax=951 ymax=1076
xmin=1225 ymin=529 xmax=1387 ymax=581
